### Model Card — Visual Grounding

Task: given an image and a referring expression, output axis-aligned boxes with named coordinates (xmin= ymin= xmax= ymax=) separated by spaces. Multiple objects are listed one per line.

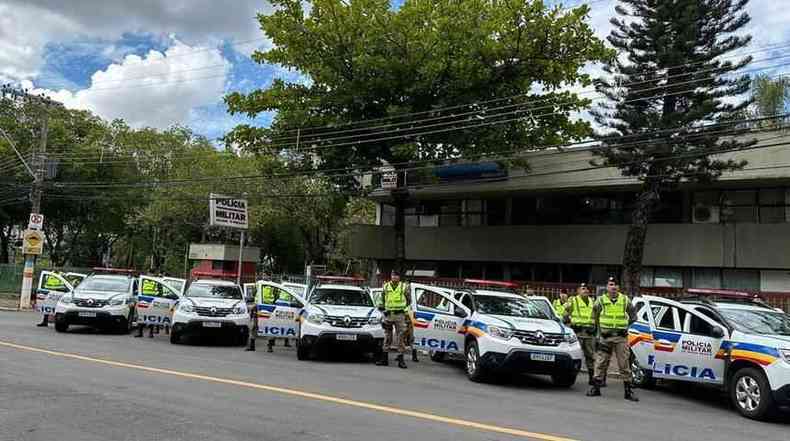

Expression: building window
xmin=641 ymin=267 xmax=683 ymax=288
xmin=510 ymin=263 xmax=533 ymax=281
xmin=486 ymin=199 xmax=507 ymax=226
xmin=461 ymin=262 xmax=484 ymax=279
xmin=484 ymin=263 xmax=504 ymax=281
xmin=464 ymin=200 xmax=484 ymax=226
xmin=692 ymin=268 xmax=722 ymax=289
xmin=511 ymin=197 xmax=537 ymax=225
xmin=722 ymin=269 xmax=760 ymax=290
xmin=694 ymin=188 xmax=790 ymax=224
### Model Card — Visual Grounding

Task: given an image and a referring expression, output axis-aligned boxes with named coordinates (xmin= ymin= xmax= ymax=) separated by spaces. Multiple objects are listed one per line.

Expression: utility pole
xmin=19 ymin=109 xmax=48 ymax=309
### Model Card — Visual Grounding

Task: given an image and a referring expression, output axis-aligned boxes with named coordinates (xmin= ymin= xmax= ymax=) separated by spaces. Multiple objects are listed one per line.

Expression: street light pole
xmin=19 ymin=112 xmax=48 ymax=310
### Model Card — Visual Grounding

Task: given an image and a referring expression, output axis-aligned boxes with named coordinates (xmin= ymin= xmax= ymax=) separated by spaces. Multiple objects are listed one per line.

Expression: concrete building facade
xmin=347 ymin=131 xmax=790 ymax=293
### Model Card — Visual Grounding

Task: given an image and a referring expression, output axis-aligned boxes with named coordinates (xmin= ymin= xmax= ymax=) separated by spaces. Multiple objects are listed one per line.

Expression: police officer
xmin=36 ymin=272 xmax=65 ymax=327
xmin=376 ymin=270 xmax=409 ymax=369
xmin=587 ymin=277 xmax=638 ymax=401
xmin=135 ymin=278 xmax=157 ymax=338
xmin=564 ymin=283 xmax=596 ymax=385
xmin=259 ymin=284 xmax=281 ymax=353
xmin=245 ymin=285 xmax=260 ymax=352
xmin=553 ymin=291 xmax=569 ymax=320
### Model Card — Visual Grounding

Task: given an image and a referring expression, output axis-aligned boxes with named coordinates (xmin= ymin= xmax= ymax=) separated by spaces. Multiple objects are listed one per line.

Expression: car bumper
xmin=173 ymin=319 xmax=248 ymax=335
xmin=56 ymin=309 xmax=129 ymax=327
xmin=480 ymin=349 xmax=582 ymax=375
xmin=300 ymin=332 xmax=382 ymax=351
xmin=772 ymin=384 xmax=790 ymax=407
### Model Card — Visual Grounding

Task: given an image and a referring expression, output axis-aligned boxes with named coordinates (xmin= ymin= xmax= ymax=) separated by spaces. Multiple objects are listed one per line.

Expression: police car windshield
xmin=474 ymin=295 xmax=547 ymax=319
xmin=186 ymin=284 xmax=242 ymax=300
xmin=311 ymin=289 xmax=373 ymax=306
xmin=76 ymin=276 xmax=130 ymax=293
xmin=719 ymin=308 xmax=790 ymax=336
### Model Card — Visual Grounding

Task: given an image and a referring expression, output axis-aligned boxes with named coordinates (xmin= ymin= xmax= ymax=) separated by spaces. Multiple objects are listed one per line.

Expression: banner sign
xmin=209 ymin=194 xmax=248 ymax=229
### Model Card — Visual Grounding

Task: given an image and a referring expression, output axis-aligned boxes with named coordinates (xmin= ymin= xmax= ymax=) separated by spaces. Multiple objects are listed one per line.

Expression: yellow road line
xmin=0 ymin=340 xmax=578 ymax=441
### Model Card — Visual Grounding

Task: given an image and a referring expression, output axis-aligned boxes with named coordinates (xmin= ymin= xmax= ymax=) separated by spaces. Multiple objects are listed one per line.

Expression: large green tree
xmin=592 ymin=0 xmax=753 ymax=295
xmin=226 ymin=0 xmax=611 ymax=270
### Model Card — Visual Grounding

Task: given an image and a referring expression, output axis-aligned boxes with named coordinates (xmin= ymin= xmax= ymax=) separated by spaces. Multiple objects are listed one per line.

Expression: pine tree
xmin=592 ymin=0 xmax=754 ymax=295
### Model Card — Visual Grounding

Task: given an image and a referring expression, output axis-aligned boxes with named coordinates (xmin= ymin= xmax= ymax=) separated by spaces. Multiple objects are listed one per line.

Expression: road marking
xmin=0 ymin=340 xmax=577 ymax=441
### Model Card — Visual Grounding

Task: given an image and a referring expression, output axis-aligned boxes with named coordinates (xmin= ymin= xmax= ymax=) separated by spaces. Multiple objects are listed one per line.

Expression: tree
xmin=748 ymin=74 xmax=790 ymax=126
xmin=226 ymin=0 xmax=612 ymax=270
xmin=592 ymin=0 xmax=753 ymax=295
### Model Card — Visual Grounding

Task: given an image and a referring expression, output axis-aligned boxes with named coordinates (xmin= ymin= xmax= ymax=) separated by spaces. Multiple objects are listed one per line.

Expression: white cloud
xmin=25 ymin=39 xmax=230 ymax=129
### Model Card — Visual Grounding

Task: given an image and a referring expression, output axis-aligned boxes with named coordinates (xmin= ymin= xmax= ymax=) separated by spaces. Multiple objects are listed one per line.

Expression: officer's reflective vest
xmin=141 ymin=279 xmax=157 ymax=295
xmin=44 ymin=275 xmax=64 ymax=290
xmin=569 ymin=296 xmax=594 ymax=327
xmin=382 ymin=282 xmax=407 ymax=311
xmin=278 ymin=289 xmax=292 ymax=303
xmin=553 ymin=299 xmax=566 ymax=317
xmin=598 ymin=293 xmax=629 ymax=330
xmin=261 ymin=285 xmax=275 ymax=304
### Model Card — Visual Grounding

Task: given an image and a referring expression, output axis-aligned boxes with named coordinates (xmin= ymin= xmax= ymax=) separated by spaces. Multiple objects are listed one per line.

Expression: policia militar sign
xmin=209 ymin=194 xmax=248 ymax=229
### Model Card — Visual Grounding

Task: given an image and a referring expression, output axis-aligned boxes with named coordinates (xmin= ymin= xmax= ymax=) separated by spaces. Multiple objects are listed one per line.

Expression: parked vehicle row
xmin=34 ymin=270 xmax=790 ymax=420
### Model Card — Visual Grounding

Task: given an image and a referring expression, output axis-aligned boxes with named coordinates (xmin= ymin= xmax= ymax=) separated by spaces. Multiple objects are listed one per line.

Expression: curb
xmin=0 ymin=307 xmax=20 ymax=311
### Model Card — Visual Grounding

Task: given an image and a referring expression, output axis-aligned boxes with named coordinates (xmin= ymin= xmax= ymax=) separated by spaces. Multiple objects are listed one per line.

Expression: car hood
xmin=309 ymin=304 xmax=377 ymax=318
xmin=481 ymin=314 xmax=564 ymax=333
xmin=73 ymin=290 xmax=126 ymax=299
xmin=184 ymin=297 xmax=243 ymax=308
xmin=733 ymin=332 xmax=790 ymax=348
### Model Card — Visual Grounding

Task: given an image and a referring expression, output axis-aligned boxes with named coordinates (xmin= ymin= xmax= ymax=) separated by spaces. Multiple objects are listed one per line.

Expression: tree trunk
xmin=392 ymin=188 xmax=408 ymax=275
xmin=622 ymin=186 xmax=660 ymax=297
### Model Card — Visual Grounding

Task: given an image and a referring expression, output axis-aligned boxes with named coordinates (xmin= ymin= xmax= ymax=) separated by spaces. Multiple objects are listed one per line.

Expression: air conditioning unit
xmin=693 ymin=204 xmax=720 ymax=223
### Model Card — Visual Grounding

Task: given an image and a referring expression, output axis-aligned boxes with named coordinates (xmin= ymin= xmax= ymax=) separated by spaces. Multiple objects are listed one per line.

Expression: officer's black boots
xmin=601 ymin=375 xmax=608 ymax=387
xmin=134 ymin=325 xmax=144 ymax=338
xmin=148 ymin=326 xmax=155 ymax=338
xmin=267 ymin=340 xmax=275 ymax=353
xmin=411 ymin=349 xmax=419 ymax=362
xmin=588 ymin=372 xmax=595 ymax=386
xmin=375 ymin=352 xmax=389 ymax=366
xmin=624 ymin=383 xmax=639 ymax=402
xmin=245 ymin=338 xmax=256 ymax=352
xmin=36 ymin=315 xmax=48 ymax=327
xmin=586 ymin=379 xmax=602 ymax=397
xmin=396 ymin=354 xmax=407 ymax=369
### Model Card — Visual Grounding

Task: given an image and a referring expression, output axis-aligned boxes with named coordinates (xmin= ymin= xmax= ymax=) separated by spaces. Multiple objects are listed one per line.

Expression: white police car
xmin=170 ymin=279 xmax=249 ymax=345
xmin=410 ymin=280 xmax=583 ymax=385
xmin=53 ymin=269 xmax=139 ymax=334
xmin=254 ymin=277 xmax=384 ymax=360
xmin=629 ymin=291 xmax=790 ymax=420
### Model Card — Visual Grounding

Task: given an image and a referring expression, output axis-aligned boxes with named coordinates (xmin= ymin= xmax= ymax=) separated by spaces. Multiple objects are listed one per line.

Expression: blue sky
xmin=2 ymin=0 xmax=789 ymax=143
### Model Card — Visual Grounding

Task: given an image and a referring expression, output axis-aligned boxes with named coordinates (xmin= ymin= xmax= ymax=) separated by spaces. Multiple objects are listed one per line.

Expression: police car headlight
xmin=58 ymin=295 xmax=73 ymax=305
xmin=780 ymin=349 xmax=790 ymax=364
xmin=368 ymin=316 xmax=382 ymax=325
xmin=108 ymin=296 xmax=125 ymax=306
xmin=179 ymin=303 xmax=195 ymax=313
xmin=564 ymin=332 xmax=578 ymax=344
xmin=488 ymin=326 xmax=514 ymax=340
xmin=232 ymin=305 xmax=246 ymax=315
xmin=307 ymin=313 xmax=325 ymax=325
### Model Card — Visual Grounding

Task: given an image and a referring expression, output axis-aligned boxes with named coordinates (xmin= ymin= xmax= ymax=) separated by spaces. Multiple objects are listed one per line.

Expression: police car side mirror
xmin=454 ymin=308 xmax=468 ymax=318
xmin=711 ymin=326 xmax=725 ymax=339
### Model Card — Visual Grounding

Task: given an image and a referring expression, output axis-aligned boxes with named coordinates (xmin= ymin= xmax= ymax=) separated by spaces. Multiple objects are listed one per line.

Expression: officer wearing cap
xmin=564 ymin=283 xmax=596 ymax=385
xmin=587 ymin=277 xmax=638 ymax=401
xmin=376 ymin=270 xmax=410 ymax=369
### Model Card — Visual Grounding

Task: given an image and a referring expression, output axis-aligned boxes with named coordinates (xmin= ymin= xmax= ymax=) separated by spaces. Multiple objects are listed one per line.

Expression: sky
xmin=1 ymin=0 xmax=789 ymax=142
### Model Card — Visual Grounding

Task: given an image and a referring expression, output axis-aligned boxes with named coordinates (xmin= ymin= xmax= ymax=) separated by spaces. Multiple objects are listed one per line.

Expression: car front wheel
xmin=552 ymin=372 xmax=577 ymax=388
xmin=731 ymin=367 xmax=776 ymax=420
xmin=630 ymin=352 xmax=656 ymax=389
xmin=465 ymin=340 xmax=488 ymax=382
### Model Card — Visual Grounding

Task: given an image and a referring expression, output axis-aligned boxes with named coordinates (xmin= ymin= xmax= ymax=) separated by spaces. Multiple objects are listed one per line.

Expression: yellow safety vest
xmin=553 ymin=299 xmax=566 ymax=317
xmin=598 ymin=293 xmax=629 ymax=330
xmin=569 ymin=296 xmax=594 ymax=327
xmin=141 ymin=279 xmax=157 ymax=295
xmin=260 ymin=285 xmax=275 ymax=304
xmin=44 ymin=275 xmax=64 ymax=290
xmin=383 ymin=282 xmax=407 ymax=311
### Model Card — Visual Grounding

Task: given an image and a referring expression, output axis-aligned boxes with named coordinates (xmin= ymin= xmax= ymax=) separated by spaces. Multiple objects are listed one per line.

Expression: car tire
xmin=297 ymin=338 xmax=311 ymax=361
xmin=238 ymin=328 xmax=250 ymax=346
xmin=551 ymin=372 xmax=578 ymax=388
xmin=630 ymin=352 xmax=656 ymax=389
xmin=170 ymin=330 xmax=181 ymax=345
xmin=465 ymin=340 xmax=488 ymax=383
xmin=116 ymin=311 xmax=134 ymax=335
xmin=54 ymin=318 xmax=68 ymax=333
xmin=430 ymin=351 xmax=446 ymax=363
xmin=730 ymin=367 xmax=776 ymax=420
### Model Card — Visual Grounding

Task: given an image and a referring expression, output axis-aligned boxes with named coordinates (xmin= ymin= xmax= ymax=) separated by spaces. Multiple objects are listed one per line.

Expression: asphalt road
xmin=1 ymin=311 xmax=788 ymax=441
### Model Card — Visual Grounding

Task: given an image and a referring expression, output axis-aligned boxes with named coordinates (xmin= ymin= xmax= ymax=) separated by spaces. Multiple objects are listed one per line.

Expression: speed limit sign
xmin=28 ymin=213 xmax=44 ymax=230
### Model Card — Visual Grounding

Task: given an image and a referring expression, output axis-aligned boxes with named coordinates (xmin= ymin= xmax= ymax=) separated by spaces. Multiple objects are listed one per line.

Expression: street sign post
xmin=380 ymin=167 xmax=397 ymax=190
xmin=209 ymin=194 xmax=249 ymax=285
xmin=28 ymin=213 xmax=44 ymax=230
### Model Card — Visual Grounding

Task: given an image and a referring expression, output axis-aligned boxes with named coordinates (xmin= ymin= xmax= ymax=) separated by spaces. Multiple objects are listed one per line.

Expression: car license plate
xmin=530 ymin=353 xmax=555 ymax=362
xmin=202 ymin=322 xmax=221 ymax=328
xmin=78 ymin=311 xmax=96 ymax=317
xmin=336 ymin=334 xmax=357 ymax=341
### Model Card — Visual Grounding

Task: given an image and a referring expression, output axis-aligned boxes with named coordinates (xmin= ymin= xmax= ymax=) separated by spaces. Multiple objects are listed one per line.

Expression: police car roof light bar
xmin=462 ymin=279 xmax=521 ymax=289
xmin=190 ymin=271 xmax=238 ymax=281
xmin=315 ymin=275 xmax=366 ymax=286
xmin=91 ymin=267 xmax=139 ymax=276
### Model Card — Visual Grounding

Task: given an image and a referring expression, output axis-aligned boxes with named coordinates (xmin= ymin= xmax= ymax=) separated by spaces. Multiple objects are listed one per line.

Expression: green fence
xmin=0 ymin=264 xmax=94 ymax=295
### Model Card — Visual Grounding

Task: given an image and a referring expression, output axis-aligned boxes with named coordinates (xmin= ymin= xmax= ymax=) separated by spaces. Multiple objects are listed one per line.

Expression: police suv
xmin=254 ymin=277 xmax=384 ymax=360
xmin=411 ymin=280 xmax=583 ymax=385
xmin=629 ymin=291 xmax=790 ymax=420
xmin=170 ymin=278 xmax=249 ymax=345
xmin=52 ymin=269 xmax=139 ymax=333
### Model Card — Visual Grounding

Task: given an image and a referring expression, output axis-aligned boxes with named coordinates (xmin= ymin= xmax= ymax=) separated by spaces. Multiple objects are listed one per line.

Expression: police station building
xmin=348 ymin=130 xmax=790 ymax=294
